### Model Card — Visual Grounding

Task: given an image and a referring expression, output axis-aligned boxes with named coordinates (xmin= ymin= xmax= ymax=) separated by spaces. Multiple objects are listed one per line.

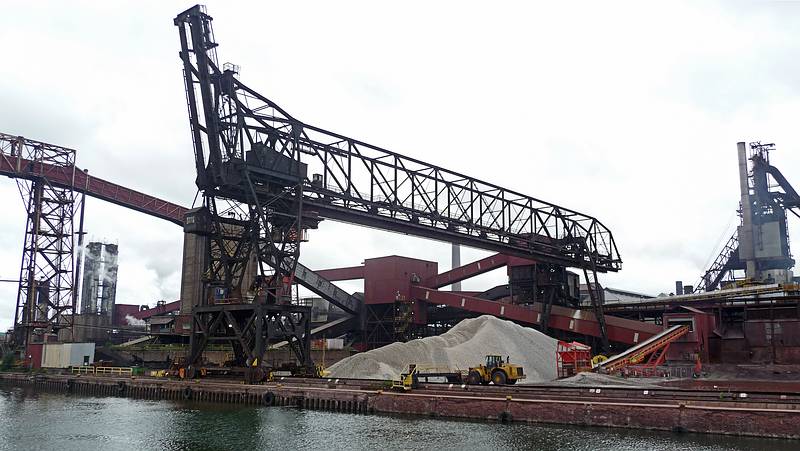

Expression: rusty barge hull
xmin=1 ymin=373 xmax=797 ymax=439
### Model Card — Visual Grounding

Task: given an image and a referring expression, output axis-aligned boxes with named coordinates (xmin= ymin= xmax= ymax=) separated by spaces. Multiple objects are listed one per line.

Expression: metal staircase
xmin=393 ymin=296 xmax=414 ymax=341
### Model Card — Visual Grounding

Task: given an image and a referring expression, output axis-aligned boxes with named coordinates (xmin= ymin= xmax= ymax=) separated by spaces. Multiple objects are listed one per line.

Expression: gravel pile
xmin=327 ymin=315 xmax=558 ymax=383
xmin=551 ymin=372 xmax=661 ymax=388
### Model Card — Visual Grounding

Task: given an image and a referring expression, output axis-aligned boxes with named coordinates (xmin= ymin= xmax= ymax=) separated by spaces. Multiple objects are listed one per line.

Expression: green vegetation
xmin=0 ymin=353 xmax=15 ymax=371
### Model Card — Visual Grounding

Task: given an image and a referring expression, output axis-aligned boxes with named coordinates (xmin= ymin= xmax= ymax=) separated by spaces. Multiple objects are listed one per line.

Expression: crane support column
xmin=1 ymin=135 xmax=79 ymax=351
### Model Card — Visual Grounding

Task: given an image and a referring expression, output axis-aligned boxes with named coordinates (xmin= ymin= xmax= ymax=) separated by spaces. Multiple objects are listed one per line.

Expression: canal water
xmin=0 ymin=386 xmax=795 ymax=451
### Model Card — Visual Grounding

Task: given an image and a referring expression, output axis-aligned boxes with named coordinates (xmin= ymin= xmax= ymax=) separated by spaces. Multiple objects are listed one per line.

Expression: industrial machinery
xmin=696 ymin=142 xmax=799 ymax=292
xmin=173 ymin=4 xmax=622 ymax=379
xmin=594 ymin=325 xmax=690 ymax=377
xmin=555 ymin=341 xmax=593 ymax=378
xmin=466 ymin=355 xmax=525 ymax=385
xmin=391 ymin=364 xmax=464 ymax=391
xmin=0 ymin=134 xmax=81 ymax=350
xmin=391 ymin=364 xmax=420 ymax=391
xmin=391 ymin=364 xmax=465 ymax=391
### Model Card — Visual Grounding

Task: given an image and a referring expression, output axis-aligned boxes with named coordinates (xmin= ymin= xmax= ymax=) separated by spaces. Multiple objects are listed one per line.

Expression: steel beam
xmin=422 ymin=253 xmax=509 ymax=289
xmin=314 ymin=265 xmax=365 ymax=281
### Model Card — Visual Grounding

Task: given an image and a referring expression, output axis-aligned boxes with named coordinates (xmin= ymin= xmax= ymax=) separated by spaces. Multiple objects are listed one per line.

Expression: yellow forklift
xmin=467 ymin=355 xmax=525 ymax=385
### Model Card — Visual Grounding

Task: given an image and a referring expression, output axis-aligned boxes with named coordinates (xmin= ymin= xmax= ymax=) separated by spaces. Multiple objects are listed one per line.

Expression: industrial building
xmin=0 ymin=6 xmax=798 ymax=387
xmin=79 ymin=242 xmax=119 ymax=318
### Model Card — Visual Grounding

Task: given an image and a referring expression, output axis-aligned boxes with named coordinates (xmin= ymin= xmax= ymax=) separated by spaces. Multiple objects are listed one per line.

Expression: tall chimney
xmin=737 ymin=141 xmax=757 ymax=279
xmin=451 ymin=243 xmax=461 ymax=291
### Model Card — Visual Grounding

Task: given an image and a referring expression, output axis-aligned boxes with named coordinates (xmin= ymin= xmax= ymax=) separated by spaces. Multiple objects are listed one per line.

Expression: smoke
xmin=78 ymin=241 xmax=119 ymax=284
xmin=125 ymin=314 xmax=146 ymax=327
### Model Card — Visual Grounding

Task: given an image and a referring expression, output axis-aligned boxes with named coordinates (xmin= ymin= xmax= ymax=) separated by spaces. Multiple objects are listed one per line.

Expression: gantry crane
xmin=174 ymin=5 xmax=621 ymax=379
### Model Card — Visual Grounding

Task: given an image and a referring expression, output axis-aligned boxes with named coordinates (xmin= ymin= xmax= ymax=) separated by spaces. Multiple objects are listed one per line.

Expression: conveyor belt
xmin=595 ymin=325 xmax=688 ymax=373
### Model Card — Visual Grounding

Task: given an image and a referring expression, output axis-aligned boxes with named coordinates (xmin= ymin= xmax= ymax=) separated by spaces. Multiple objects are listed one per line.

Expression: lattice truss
xmin=175 ymin=6 xmax=621 ymax=273
xmin=0 ymin=134 xmax=79 ymax=339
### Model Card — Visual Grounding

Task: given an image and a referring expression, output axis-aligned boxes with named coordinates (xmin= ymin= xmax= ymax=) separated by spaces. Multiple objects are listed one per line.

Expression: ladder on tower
xmin=393 ymin=295 xmax=414 ymax=341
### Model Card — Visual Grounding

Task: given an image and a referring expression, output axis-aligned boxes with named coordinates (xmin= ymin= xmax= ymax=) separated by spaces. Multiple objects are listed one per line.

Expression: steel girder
xmin=695 ymin=232 xmax=740 ymax=293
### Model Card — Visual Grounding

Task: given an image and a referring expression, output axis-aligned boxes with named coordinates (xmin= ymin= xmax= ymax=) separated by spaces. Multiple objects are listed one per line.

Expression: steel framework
xmin=186 ymin=303 xmax=312 ymax=383
xmin=695 ymin=231 xmax=739 ymax=293
xmin=174 ymin=5 xmax=623 ymax=363
xmin=0 ymin=136 xmax=187 ymax=225
xmin=0 ymin=134 xmax=79 ymax=346
xmin=176 ymin=6 xmax=318 ymax=377
xmin=172 ymin=6 xmax=621 ymax=274
xmin=694 ymin=141 xmax=799 ymax=292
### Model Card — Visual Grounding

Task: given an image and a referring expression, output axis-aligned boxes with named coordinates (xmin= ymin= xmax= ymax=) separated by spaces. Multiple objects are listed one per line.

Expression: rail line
xmin=278 ymin=376 xmax=800 ymax=407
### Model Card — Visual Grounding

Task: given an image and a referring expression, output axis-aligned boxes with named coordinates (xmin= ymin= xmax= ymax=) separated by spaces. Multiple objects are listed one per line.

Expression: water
xmin=0 ymin=386 xmax=795 ymax=451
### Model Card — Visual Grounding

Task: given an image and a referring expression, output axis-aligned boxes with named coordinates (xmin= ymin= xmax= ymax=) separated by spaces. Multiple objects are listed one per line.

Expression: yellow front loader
xmin=466 ymin=355 xmax=525 ymax=385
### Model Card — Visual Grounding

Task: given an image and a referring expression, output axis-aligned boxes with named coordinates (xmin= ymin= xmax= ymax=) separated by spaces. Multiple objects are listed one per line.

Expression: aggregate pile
xmin=327 ymin=315 xmax=558 ymax=383
xmin=549 ymin=372 xmax=661 ymax=388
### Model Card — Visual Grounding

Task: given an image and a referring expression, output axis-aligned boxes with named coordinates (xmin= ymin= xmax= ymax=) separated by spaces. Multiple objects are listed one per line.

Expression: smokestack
xmin=100 ymin=244 xmax=119 ymax=318
xmin=737 ymin=141 xmax=757 ymax=279
xmin=451 ymin=243 xmax=461 ymax=291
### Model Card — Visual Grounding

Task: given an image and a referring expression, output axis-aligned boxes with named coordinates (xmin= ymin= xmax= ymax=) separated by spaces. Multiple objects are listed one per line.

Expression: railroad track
xmin=276 ymin=376 xmax=800 ymax=407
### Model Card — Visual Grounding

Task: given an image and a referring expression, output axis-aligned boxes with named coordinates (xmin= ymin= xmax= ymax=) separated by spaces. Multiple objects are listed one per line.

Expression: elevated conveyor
xmin=270 ymin=314 xmax=356 ymax=349
xmin=0 ymin=135 xmax=187 ymax=225
xmin=411 ymin=286 xmax=662 ymax=345
xmin=291 ymin=262 xmax=362 ymax=316
xmin=595 ymin=324 xmax=689 ymax=374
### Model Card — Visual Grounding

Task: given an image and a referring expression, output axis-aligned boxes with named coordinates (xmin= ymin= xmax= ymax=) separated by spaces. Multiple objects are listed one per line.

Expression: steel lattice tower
xmin=1 ymin=134 xmax=80 ymax=348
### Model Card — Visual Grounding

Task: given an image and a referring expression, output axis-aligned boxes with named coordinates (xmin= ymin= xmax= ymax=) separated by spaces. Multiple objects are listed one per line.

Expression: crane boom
xmin=174 ymin=5 xmax=621 ymax=374
xmin=174 ymin=5 xmax=621 ymax=273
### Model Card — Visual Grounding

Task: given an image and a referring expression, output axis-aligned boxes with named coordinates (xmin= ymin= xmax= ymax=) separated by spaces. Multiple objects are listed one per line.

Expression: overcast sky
xmin=2 ymin=1 xmax=799 ymax=330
